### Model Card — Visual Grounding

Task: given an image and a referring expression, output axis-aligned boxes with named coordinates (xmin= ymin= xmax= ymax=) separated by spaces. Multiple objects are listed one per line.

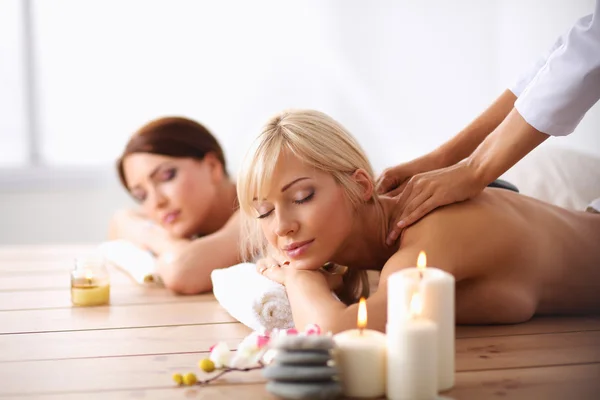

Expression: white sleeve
xmin=509 ymin=35 xmax=564 ymax=98
xmin=513 ymin=1 xmax=600 ymax=137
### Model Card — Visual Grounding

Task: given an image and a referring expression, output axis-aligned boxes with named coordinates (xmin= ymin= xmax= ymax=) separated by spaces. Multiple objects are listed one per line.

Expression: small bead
xmin=199 ymin=358 xmax=215 ymax=373
xmin=172 ymin=373 xmax=183 ymax=385
xmin=183 ymin=372 xmax=197 ymax=385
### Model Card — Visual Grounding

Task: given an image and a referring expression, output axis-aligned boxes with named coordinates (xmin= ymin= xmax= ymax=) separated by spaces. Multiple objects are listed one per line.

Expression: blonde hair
xmin=237 ymin=109 xmax=376 ymax=304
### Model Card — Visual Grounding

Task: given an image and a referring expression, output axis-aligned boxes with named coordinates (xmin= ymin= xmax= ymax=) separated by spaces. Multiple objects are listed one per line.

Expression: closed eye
xmin=257 ymin=192 xmax=314 ymax=219
xmin=159 ymin=168 xmax=177 ymax=181
xmin=132 ymin=191 xmax=147 ymax=203
xmin=257 ymin=209 xmax=273 ymax=219
xmin=294 ymin=192 xmax=314 ymax=204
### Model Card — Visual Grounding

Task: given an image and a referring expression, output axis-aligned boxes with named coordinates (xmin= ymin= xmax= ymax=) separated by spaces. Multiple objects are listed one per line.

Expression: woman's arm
xmin=109 ymin=209 xmax=242 ymax=294
xmin=432 ymin=89 xmax=517 ymax=168
xmin=108 ymin=208 xmax=186 ymax=253
xmin=467 ymin=108 xmax=549 ymax=186
xmin=377 ymin=90 xmax=516 ymax=196
xmin=283 ymin=269 xmax=389 ymax=333
xmin=157 ymin=212 xmax=242 ymax=294
xmin=276 ymin=232 xmax=467 ymax=333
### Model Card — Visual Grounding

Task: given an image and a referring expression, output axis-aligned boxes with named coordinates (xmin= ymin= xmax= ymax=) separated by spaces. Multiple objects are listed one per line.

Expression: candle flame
xmin=417 ymin=251 xmax=427 ymax=273
xmin=84 ymin=270 xmax=94 ymax=280
xmin=357 ymin=297 xmax=367 ymax=329
xmin=409 ymin=292 xmax=423 ymax=317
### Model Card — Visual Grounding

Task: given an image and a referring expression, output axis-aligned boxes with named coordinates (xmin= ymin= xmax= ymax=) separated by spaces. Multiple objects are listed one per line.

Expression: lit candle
xmin=71 ymin=256 xmax=110 ymax=306
xmin=333 ymin=298 xmax=386 ymax=398
xmin=387 ymin=251 xmax=455 ymax=391
xmin=387 ymin=292 xmax=437 ymax=400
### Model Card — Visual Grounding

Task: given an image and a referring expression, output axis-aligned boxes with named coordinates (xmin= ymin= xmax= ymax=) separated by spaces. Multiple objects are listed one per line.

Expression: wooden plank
xmin=446 ymin=363 xmax=600 ymax=400
xmin=0 ymin=245 xmax=97 ymax=261
xmin=11 ymin=384 xmax=271 ymax=400
xmin=0 ymin=260 xmax=73 ymax=273
xmin=0 ymin=353 xmax=265 ymax=395
xmin=456 ymin=316 xmax=600 ymax=338
xmin=456 ymin=330 xmax=600 ymax=371
xmin=1 ymin=352 xmax=598 ymax=399
xmin=2 ymin=319 xmax=598 ymax=369
xmin=0 ymin=287 xmax=204 ymax=311
xmin=0 ymin=323 xmax=252 ymax=362
xmin=2 ymin=296 xmax=597 ymax=335
xmin=0 ymin=266 xmax=135 ymax=291
xmin=19 ymin=363 xmax=600 ymax=400
xmin=0 ymin=298 xmax=235 ymax=334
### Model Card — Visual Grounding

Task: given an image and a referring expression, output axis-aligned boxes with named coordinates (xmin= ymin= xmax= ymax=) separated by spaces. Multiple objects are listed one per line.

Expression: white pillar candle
xmin=387 ymin=292 xmax=438 ymax=400
xmin=387 ymin=251 xmax=455 ymax=391
xmin=333 ymin=298 xmax=387 ymax=398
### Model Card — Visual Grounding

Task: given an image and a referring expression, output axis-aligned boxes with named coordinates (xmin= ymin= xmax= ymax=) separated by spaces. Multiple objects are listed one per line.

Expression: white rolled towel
xmin=211 ymin=263 xmax=294 ymax=332
xmin=97 ymin=240 xmax=162 ymax=285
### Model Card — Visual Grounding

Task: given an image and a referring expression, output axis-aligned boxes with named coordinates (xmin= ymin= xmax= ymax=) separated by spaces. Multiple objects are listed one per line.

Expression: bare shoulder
xmin=108 ymin=208 xmax=147 ymax=240
xmin=216 ymin=209 xmax=241 ymax=239
xmin=188 ymin=209 xmax=241 ymax=258
xmin=378 ymin=243 xmax=426 ymax=292
xmin=385 ymin=191 xmax=515 ymax=283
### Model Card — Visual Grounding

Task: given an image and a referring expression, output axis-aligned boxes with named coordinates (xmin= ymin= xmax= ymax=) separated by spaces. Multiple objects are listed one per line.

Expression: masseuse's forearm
xmin=285 ymin=271 xmax=346 ymax=332
xmin=467 ymin=108 xmax=549 ymax=186
xmin=433 ymin=89 xmax=517 ymax=168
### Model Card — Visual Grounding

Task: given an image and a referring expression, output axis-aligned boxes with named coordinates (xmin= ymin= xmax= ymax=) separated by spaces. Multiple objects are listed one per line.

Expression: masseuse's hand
xmin=257 ymin=257 xmax=343 ymax=290
xmin=378 ymin=161 xmax=422 ymax=197
xmin=383 ymin=160 xmax=487 ymax=246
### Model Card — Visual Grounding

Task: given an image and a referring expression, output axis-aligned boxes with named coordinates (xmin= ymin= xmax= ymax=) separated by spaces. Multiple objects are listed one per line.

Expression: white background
xmin=0 ymin=0 xmax=598 ymax=244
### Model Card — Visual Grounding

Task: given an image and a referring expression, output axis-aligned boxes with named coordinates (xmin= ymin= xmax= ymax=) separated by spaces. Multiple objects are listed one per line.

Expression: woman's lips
xmin=284 ymin=239 xmax=315 ymax=259
xmin=162 ymin=210 xmax=180 ymax=225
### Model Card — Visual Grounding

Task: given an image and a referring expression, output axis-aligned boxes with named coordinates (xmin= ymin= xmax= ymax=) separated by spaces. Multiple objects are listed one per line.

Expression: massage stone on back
xmin=263 ymin=335 xmax=342 ymax=399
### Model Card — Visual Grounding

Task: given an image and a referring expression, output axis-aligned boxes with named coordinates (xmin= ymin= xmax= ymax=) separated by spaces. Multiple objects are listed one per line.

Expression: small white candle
xmin=333 ymin=298 xmax=386 ymax=398
xmin=387 ymin=251 xmax=455 ymax=391
xmin=387 ymin=292 xmax=438 ymax=400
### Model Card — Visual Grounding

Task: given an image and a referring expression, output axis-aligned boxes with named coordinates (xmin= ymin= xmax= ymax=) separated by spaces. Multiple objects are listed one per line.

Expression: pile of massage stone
xmin=262 ymin=335 xmax=342 ymax=399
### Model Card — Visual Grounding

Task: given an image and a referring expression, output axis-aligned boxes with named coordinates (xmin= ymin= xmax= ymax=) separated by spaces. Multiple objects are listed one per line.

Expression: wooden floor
xmin=1 ymin=245 xmax=599 ymax=399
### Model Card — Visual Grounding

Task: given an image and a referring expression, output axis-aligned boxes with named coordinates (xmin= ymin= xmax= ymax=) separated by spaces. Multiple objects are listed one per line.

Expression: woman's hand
xmin=256 ymin=256 xmax=290 ymax=285
xmin=256 ymin=257 xmax=343 ymax=290
xmin=377 ymin=162 xmax=417 ymax=198
xmin=376 ymin=154 xmax=442 ymax=197
xmin=109 ymin=208 xmax=188 ymax=257
xmin=384 ymin=160 xmax=487 ymax=245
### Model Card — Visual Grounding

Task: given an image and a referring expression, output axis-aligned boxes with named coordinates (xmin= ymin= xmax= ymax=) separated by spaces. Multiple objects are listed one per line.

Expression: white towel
xmin=97 ymin=240 xmax=162 ymax=285
xmin=211 ymin=263 xmax=294 ymax=332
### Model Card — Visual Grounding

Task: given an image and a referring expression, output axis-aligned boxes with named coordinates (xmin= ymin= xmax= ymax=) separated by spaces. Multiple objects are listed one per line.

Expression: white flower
xmin=209 ymin=342 xmax=232 ymax=368
xmin=230 ymin=332 xmax=266 ymax=368
xmin=261 ymin=349 xmax=278 ymax=365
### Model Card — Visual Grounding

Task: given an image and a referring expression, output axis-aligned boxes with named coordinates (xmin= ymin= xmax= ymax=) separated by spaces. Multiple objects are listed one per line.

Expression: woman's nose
xmin=274 ymin=213 xmax=298 ymax=237
xmin=148 ymin=188 xmax=168 ymax=210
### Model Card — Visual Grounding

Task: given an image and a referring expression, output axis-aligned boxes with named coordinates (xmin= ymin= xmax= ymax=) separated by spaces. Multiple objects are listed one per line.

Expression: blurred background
xmin=1 ymin=0 xmax=598 ymax=244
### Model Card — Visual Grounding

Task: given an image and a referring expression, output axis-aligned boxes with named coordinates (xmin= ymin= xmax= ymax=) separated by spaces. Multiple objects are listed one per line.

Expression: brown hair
xmin=117 ymin=116 xmax=227 ymax=190
xmin=337 ymin=268 xmax=370 ymax=305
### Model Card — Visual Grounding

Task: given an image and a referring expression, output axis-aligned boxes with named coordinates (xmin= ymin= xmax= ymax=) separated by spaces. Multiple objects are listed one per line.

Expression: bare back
xmin=388 ymin=188 xmax=600 ymax=323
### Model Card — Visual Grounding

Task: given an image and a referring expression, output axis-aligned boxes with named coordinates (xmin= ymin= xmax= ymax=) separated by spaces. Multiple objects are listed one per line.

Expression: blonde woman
xmin=236 ymin=109 xmax=600 ymax=333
